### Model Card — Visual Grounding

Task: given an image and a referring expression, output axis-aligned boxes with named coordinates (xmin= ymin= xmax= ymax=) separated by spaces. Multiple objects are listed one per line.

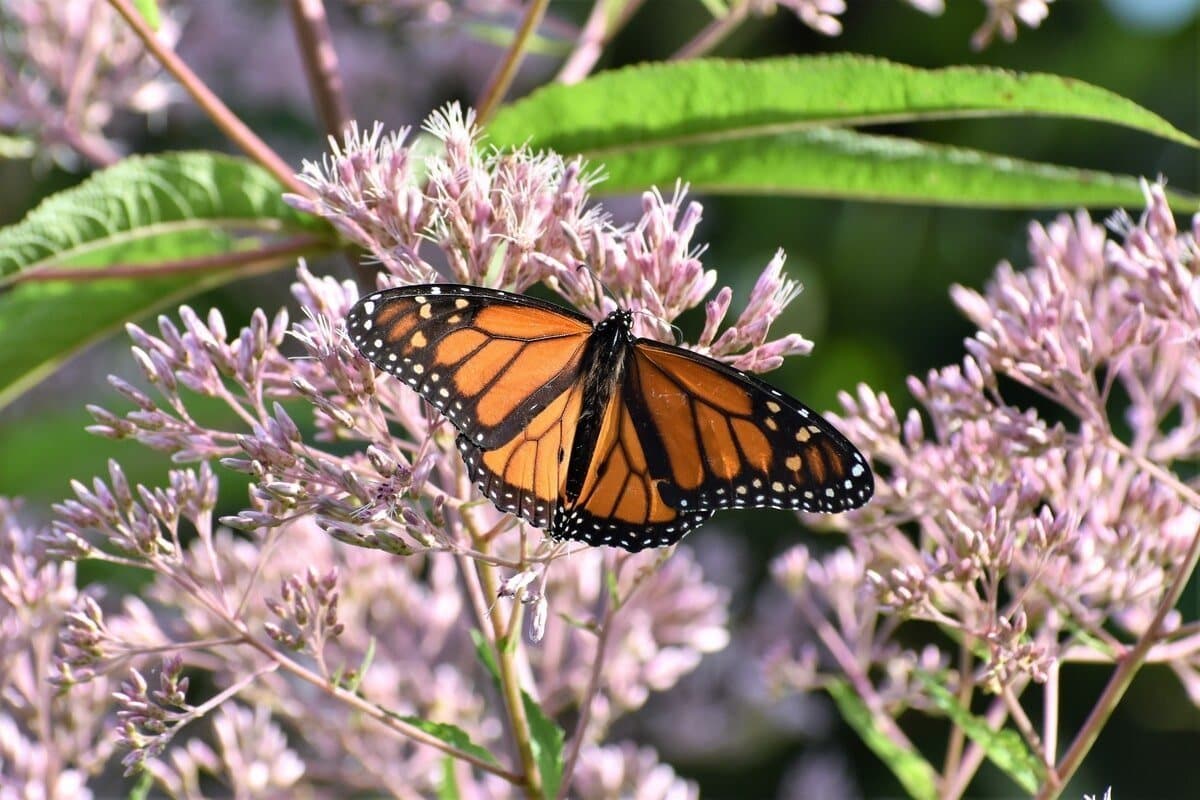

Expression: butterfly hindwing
xmin=346 ymin=285 xmax=593 ymax=449
xmin=455 ymin=378 xmax=586 ymax=530
xmin=552 ymin=358 xmax=714 ymax=551
xmin=627 ymin=340 xmax=873 ymax=517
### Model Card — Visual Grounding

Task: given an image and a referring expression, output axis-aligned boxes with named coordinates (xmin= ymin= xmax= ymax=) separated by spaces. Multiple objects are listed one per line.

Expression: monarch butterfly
xmin=346 ymin=284 xmax=873 ymax=552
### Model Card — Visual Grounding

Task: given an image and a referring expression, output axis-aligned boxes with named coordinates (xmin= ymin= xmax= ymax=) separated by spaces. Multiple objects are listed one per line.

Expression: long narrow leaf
xmin=915 ymin=671 xmax=1045 ymax=794
xmin=488 ymin=55 xmax=1198 ymax=152
xmin=581 ymin=127 xmax=1191 ymax=208
xmin=0 ymin=151 xmax=325 ymax=283
xmin=487 ymin=56 xmax=1196 ymax=209
xmin=826 ymin=679 xmax=939 ymax=800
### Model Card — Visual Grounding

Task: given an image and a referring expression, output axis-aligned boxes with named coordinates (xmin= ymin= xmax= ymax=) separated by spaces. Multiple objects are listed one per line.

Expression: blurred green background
xmin=1 ymin=0 xmax=1198 ymax=796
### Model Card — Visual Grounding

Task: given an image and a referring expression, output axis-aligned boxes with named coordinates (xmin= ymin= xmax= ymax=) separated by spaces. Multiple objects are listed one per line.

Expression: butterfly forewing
xmin=346 ymin=285 xmax=593 ymax=449
xmin=628 ymin=340 xmax=873 ymax=516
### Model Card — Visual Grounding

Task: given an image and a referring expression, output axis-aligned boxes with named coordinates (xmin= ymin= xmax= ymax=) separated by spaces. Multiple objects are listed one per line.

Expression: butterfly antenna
xmin=628 ymin=308 xmax=682 ymax=344
xmin=575 ymin=262 xmax=614 ymax=310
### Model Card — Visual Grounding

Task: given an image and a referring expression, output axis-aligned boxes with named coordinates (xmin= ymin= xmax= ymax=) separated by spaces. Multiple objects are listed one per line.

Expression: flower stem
xmin=475 ymin=0 xmax=552 ymax=125
xmin=105 ymin=0 xmax=309 ymax=197
xmin=556 ymin=558 xmax=616 ymax=800
xmin=285 ymin=0 xmax=351 ymax=139
xmin=175 ymin=570 xmax=527 ymax=784
xmin=556 ymin=0 xmax=646 ymax=84
xmin=475 ymin=553 xmax=543 ymax=799
xmin=1036 ymin=440 xmax=1200 ymax=798
xmin=671 ymin=1 xmax=749 ymax=61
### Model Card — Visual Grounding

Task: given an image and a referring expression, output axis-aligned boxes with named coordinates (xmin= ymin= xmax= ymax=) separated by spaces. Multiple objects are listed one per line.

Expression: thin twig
xmin=1044 ymin=658 xmax=1059 ymax=765
xmin=670 ymin=1 xmax=749 ymax=61
xmin=104 ymin=0 xmax=310 ymax=196
xmin=475 ymin=0 xmax=553 ymax=124
xmin=286 ymin=0 xmax=352 ymax=139
xmin=172 ymin=565 xmax=526 ymax=784
xmin=475 ymin=552 xmax=542 ymax=799
xmin=458 ymin=500 xmax=540 ymax=799
xmin=941 ymin=641 xmax=973 ymax=781
xmin=556 ymin=0 xmax=646 ymax=84
xmin=942 ymin=693 xmax=1016 ymax=799
xmin=1039 ymin=518 xmax=1200 ymax=799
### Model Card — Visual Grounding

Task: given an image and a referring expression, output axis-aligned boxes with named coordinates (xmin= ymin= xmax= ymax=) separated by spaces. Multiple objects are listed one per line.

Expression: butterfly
xmin=346 ymin=283 xmax=873 ymax=552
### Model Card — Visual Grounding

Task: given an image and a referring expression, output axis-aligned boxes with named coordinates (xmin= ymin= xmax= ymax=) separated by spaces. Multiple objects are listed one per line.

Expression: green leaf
xmin=523 ymin=691 xmax=566 ymax=800
xmin=471 ymin=629 xmax=566 ymax=799
xmin=390 ymin=713 xmax=500 ymax=767
xmin=488 ymin=55 xmax=1199 ymax=152
xmin=0 ymin=151 xmax=324 ymax=281
xmin=915 ymin=671 xmax=1045 ymax=794
xmin=132 ymin=0 xmax=161 ymax=29
xmin=0 ymin=151 xmax=333 ymax=410
xmin=826 ymin=679 xmax=938 ymax=800
xmin=487 ymin=56 xmax=1198 ymax=209
xmin=437 ymin=756 xmax=461 ymax=800
xmin=579 ymin=127 xmax=1187 ymax=209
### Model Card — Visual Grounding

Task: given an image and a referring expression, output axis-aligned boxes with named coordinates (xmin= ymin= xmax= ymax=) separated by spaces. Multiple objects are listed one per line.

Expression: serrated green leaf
xmin=489 ymin=55 xmax=1199 ymax=152
xmin=827 ymin=679 xmax=938 ymax=800
xmin=0 ymin=152 xmax=333 ymax=410
xmin=915 ymin=671 xmax=1045 ymax=794
xmin=583 ymin=127 xmax=1191 ymax=209
xmin=132 ymin=0 xmax=161 ymax=29
xmin=391 ymin=714 xmax=501 ymax=767
xmin=487 ymin=56 xmax=1197 ymax=209
xmin=471 ymin=629 xmax=565 ymax=799
xmin=0 ymin=151 xmax=325 ymax=281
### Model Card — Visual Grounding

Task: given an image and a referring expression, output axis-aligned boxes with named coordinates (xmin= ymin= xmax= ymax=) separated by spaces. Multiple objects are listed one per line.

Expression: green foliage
xmin=916 ymin=671 xmax=1045 ymax=794
xmin=390 ymin=714 xmax=501 ymax=768
xmin=471 ymin=629 xmax=566 ymax=799
xmin=487 ymin=55 xmax=1196 ymax=207
xmin=0 ymin=152 xmax=332 ymax=410
xmin=437 ymin=756 xmax=461 ymax=800
xmin=131 ymin=0 xmax=160 ymax=30
xmin=826 ymin=679 xmax=939 ymax=800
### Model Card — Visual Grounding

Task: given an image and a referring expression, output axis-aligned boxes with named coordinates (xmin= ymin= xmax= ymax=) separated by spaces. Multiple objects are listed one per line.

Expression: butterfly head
xmin=595 ymin=308 xmax=635 ymax=340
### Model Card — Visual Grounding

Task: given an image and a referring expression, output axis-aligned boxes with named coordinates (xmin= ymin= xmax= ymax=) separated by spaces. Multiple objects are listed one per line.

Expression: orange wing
xmin=456 ymin=377 xmax=585 ymax=529
xmin=346 ymin=285 xmax=593 ymax=448
xmin=625 ymin=340 xmax=873 ymax=518
xmin=551 ymin=373 xmax=713 ymax=550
